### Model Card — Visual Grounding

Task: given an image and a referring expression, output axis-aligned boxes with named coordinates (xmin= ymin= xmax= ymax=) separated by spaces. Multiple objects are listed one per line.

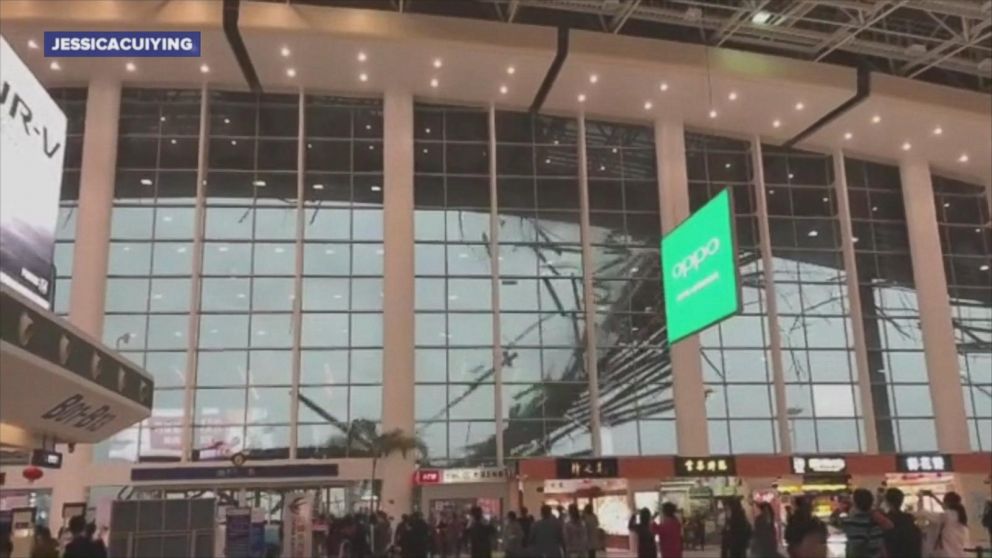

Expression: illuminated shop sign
xmin=556 ymin=458 xmax=619 ymax=479
xmin=414 ymin=467 xmax=507 ymax=485
xmin=896 ymin=454 xmax=952 ymax=473
xmin=674 ymin=456 xmax=736 ymax=477
xmin=791 ymin=455 xmax=848 ymax=475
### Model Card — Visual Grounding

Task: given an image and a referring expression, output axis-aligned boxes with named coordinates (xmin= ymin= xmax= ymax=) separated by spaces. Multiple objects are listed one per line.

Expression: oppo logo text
xmin=672 ymin=238 xmax=720 ymax=279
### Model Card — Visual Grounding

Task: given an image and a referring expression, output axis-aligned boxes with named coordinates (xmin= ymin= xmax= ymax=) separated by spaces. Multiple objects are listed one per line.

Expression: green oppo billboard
xmin=661 ymin=188 xmax=741 ymax=344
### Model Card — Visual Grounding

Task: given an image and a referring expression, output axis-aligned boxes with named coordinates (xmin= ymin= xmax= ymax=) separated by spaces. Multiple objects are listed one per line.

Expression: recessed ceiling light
xmin=981 ymin=264 xmax=990 ymax=272
xmin=589 ymin=74 xmax=598 ymax=84
xmin=499 ymin=85 xmax=508 ymax=95
xmin=958 ymin=153 xmax=969 ymax=163
xmin=170 ymin=138 xmax=177 ymax=145
xmin=224 ymin=117 xmax=230 ymax=124
xmin=943 ymin=202 xmax=951 ymax=208
xmin=357 ymin=51 xmax=367 ymax=62
xmin=728 ymin=91 xmax=738 ymax=101
xmin=200 ymin=64 xmax=210 ymax=74
xmin=359 ymin=72 xmax=369 ymax=82
xmin=125 ymin=62 xmax=136 ymax=72
xmin=644 ymin=101 xmax=653 ymax=110
xmin=160 ymin=115 xmax=167 ymax=122
xmin=788 ymin=173 xmax=794 ymax=179
xmin=433 ymin=58 xmax=443 ymax=69
xmin=280 ymin=46 xmax=291 ymax=57
xmin=794 ymin=102 xmax=805 ymax=110
xmin=844 ymin=132 xmax=853 ymax=140
xmin=932 ymin=126 xmax=943 ymax=135
xmin=286 ymin=67 xmax=296 ymax=78
xmin=807 ymin=230 xmax=819 ymax=237
xmin=371 ymin=185 xmax=382 ymax=192
xmin=772 ymin=119 xmax=781 ymax=128
xmin=430 ymin=77 xmax=439 ymax=88
xmin=822 ymin=197 xmax=829 ymax=202
xmin=140 ymin=178 xmax=153 ymax=186
xmin=425 ymin=128 xmax=431 ymax=134
xmin=507 ymin=66 xmax=516 ymax=75
xmin=577 ymin=93 xmax=586 ymax=103
xmin=901 ymin=141 xmax=912 ymax=151
xmin=751 ymin=10 xmax=773 ymax=24
xmin=659 ymin=82 xmax=669 ymax=92
xmin=49 ymin=61 xmax=61 ymax=71
xmin=230 ymin=140 xmax=237 ymax=146
xmin=709 ymin=109 xmax=718 ymax=118
xmin=724 ymin=163 xmax=732 ymax=169
xmin=871 ymin=115 xmax=881 ymax=124
xmin=252 ymin=180 xmax=267 ymax=187
xmin=27 ymin=39 xmax=38 ymax=49
xmin=313 ymin=183 xmax=325 ymax=190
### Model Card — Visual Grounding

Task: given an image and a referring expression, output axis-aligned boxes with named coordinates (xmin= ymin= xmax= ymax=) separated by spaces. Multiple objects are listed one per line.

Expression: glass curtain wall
xmin=51 ymin=88 xmax=87 ymax=316
xmin=99 ymin=89 xmax=200 ymax=462
xmin=764 ymin=147 xmax=862 ymax=452
xmin=845 ymin=158 xmax=936 ymax=452
xmin=297 ymin=95 xmax=384 ymax=458
xmin=685 ymin=133 xmax=777 ymax=454
xmin=932 ymin=175 xmax=991 ymax=451
xmin=414 ymin=104 xmax=496 ymax=466
xmin=586 ymin=120 xmax=673 ymax=456
xmin=495 ymin=111 xmax=591 ymax=460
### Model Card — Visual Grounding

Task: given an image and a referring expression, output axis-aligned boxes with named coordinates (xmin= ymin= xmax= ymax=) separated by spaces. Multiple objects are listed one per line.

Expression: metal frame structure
xmin=266 ymin=0 xmax=992 ymax=93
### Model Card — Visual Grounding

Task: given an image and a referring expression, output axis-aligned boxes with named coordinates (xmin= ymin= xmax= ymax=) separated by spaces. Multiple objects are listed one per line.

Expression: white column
xmin=488 ymin=104 xmax=505 ymax=466
xmin=289 ymin=89 xmax=305 ymax=459
xmin=749 ymin=137 xmax=791 ymax=454
xmin=654 ymin=119 xmax=708 ymax=455
xmin=378 ymin=89 xmax=416 ymax=514
xmin=54 ymin=78 xmax=121 ymax=529
xmin=898 ymin=157 xmax=970 ymax=453
xmin=576 ymin=114 xmax=603 ymax=455
xmin=832 ymin=150 xmax=879 ymax=454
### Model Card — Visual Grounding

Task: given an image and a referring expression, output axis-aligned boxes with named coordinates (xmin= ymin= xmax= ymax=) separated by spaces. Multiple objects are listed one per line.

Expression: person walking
xmin=918 ymin=491 xmax=969 ymax=558
xmin=563 ymin=505 xmax=588 ymax=558
xmin=28 ymin=526 xmax=58 ymax=558
xmin=62 ymin=516 xmax=97 ymax=558
xmin=528 ymin=505 xmax=565 ymax=558
xmin=503 ymin=512 xmax=525 ymax=558
xmin=882 ymin=488 xmax=922 ymax=558
xmin=751 ymin=502 xmax=781 ymax=558
xmin=372 ymin=511 xmax=393 ymax=558
xmin=465 ymin=506 xmax=495 ymax=558
xmin=720 ymin=498 xmax=752 ymax=558
xmin=403 ymin=512 xmax=431 ymax=558
xmin=628 ymin=508 xmax=657 ymax=558
xmin=783 ymin=517 xmax=828 ymax=558
xmin=582 ymin=504 xmax=600 ymax=558
xmin=829 ymin=488 xmax=893 ymax=558
xmin=785 ymin=497 xmax=813 ymax=551
xmin=85 ymin=522 xmax=108 ymax=558
xmin=653 ymin=502 xmax=684 ymax=558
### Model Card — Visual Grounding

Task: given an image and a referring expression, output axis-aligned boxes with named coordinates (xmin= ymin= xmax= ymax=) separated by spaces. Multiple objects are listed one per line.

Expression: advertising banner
xmin=281 ymin=493 xmax=312 ymax=558
xmin=225 ymin=507 xmax=251 ymax=558
xmin=0 ymin=35 xmax=67 ymax=309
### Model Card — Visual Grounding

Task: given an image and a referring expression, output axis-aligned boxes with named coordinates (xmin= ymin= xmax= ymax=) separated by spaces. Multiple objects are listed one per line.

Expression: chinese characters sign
xmin=896 ymin=454 xmax=952 ymax=473
xmin=674 ymin=456 xmax=736 ymax=477
xmin=791 ymin=456 xmax=848 ymax=475
xmin=556 ymin=458 xmax=619 ymax=479
xmin=414 ymin=467 xmax=506 ymax=485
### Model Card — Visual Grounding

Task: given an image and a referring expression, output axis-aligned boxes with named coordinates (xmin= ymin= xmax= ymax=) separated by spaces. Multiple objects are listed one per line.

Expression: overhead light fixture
xmin=901 ymin=141 xmax=912 ymax=151
xmin=280 ymin=46 xmax=291 ymax=57
xmin=958 ymin=153 xmax=969 ymax=163
xmin=871 ymin=114 xmax=881 ymax=124
xmin=359 ymin=72 xmax=369 ymax=82
xmin=224 ymin=117 xmax=230 ymax=124
xmin=140 ymin=178 xmax=153 ymax=186
xmin=170 ymin=138 xmax=177 ymax=145
xmin=932 ymin=126 xmax=943 ymax=135
xmin=728 ymin=91 xmax=738 ymax=101
xmin=577 ymin=93 xmax=586 ymax=103
xmin=313 ymin=183 xmax=325 ymax=190
xmin=708 ymin=109 xmax=717 ymax=118
xmin=357 ymin=51 xmax=367 ymax=62
xmin=371 ymin=185 xmax=382 ymax=192
xmin=943 ymin=202 xmax=951 ymax=208
xmin=230 ymin=139 xmax=237 ymax=145
xmin=286 ymin=68 xmax=296 ymax=78
xmin=430 ymin=77 xmax=439 ymax=88
xmin=844 ymin=132 xmax=853 ymax=140
xmin=49 ymin=61 xmax=61 ymax=71
xmin=807 ymin=230 xmax=819 ymax=237
xmin=794 ymin=102 xmax=805 ymax=111
xmin=589 ymin=74 xmax=598 ymax=84
xmin=981 ymin=264 xmax=990 ymax=272
xmin=200 ymin=63 xmax=210 ymax=74
xmin=772 ymin=119 xmax=781 ymax=128
xmin=659 ymin=82 xmax=669 ymax=92
xmin=507 ymin=65 xmax=516 ymax=75
xmin=27 ymin=39 xmax=38 ymax=49
xmin=499 ymin=85 xmax=508 ymax=95
xmin=788 ymin=173 xmax=794 ymax=179
xmin=644 ymin=101 xmax=653 ymax=110
xmin=432 ymin=57 xmax=444 ymax=69
xmin=252 ymin=180 xmax=267 ymax=187
xmin=751 ymin=10 xmax=773 ymax=24
xmin=125 ymin=62 xmax=136 ymax=72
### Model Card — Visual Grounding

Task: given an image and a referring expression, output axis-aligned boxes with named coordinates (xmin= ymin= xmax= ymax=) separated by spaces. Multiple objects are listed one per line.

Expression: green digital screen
xmin=661 ymin=188 xmax=741 ymax=344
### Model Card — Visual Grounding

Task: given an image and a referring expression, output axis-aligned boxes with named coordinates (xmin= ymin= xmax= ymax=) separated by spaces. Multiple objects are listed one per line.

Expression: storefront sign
xmin=674 ymin=456 xmax=736 ymax=477
xmin=896 ymin=454 xmax=952 ymax=473
xmin=415 ymin=467 xmax=506 ymax=485
xmin=791 ymin=455 xmax=847 ymax=475
xmin=556 ymin=458 xmax=619 ymax=479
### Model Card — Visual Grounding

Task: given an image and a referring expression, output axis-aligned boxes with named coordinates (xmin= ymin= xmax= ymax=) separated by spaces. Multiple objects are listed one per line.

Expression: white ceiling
xmin=1 ymin=0 xmax=989 ymax=185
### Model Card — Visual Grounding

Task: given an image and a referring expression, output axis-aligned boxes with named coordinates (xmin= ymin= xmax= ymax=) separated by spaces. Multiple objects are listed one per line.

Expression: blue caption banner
xmin=44 ymin=31 xmax=200 ymax=57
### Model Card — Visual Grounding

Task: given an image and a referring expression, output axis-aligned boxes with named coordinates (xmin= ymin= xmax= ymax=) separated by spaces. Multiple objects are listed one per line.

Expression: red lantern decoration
xmin=22 ymin=466 xmax=43 ymax=483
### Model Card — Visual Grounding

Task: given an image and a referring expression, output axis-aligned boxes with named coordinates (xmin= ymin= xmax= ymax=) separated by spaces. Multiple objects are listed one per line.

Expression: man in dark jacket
xmin=401 ymin=512 xmax=431 ymax=558
xmin=883 ymin=488 xmax=922 ymax=558
xmin=62 ymin=516 xmax=97 ymax=558
xmin=528 ymin=505 xmax=564 ymax=558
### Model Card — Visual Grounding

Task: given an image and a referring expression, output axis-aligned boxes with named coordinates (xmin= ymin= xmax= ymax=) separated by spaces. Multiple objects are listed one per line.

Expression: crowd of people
xmin=0 ymin=515 xmax=107 ymax=558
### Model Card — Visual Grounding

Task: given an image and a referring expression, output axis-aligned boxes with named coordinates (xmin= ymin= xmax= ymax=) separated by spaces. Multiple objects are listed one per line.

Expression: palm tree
xmin=325 ymin=419 xmax=427 ymax=512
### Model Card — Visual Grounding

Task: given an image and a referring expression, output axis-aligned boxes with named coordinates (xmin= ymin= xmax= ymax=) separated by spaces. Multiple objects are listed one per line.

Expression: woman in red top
xmin=652 ymin=503 xmax=684 ymax=558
